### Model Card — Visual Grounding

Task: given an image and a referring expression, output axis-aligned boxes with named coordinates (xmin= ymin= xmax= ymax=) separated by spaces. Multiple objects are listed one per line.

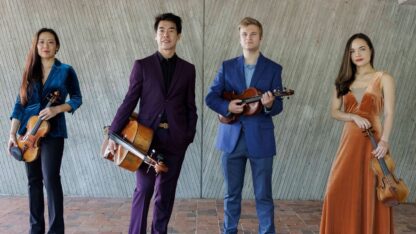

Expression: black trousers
xmin=25 ymin=137 xmax=65 ymax=234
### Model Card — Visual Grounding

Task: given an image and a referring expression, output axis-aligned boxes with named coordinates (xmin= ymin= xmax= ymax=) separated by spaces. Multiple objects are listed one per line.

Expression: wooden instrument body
xmin=115 ymin=120 xmax=153 ymax=171
xmin=220 ymin=88 xmax=262 ymax=124
xmin=17 ymin=116 xmax=50 ymax=162
xmin=15 ymin=91 xmax=59 ymax=162
xmin=219 ymin=87 xmax=294 ymax=124
xmin=101 ymin=114 xmax=156 ymax=172
xmin=371 ymin=154 xmax=409 ymax=206
xmin=366 ymin=129 xmax=409 ymax=206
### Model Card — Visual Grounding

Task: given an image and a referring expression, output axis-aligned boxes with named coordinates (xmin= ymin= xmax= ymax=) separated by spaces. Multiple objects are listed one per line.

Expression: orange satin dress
xmin=320 ymin=72 xmax=394 ymax=234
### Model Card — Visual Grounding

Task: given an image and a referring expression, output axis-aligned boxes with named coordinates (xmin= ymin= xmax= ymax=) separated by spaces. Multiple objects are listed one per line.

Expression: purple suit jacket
xmin=109 ymin=52 xmax=197 ymax=152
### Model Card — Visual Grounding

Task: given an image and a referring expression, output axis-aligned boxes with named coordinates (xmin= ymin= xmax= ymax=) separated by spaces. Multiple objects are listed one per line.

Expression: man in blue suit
xmin=205 ymin=17 xmax=283 ymax=234
xmin=107 ymin=13 xmax=197 ymax=234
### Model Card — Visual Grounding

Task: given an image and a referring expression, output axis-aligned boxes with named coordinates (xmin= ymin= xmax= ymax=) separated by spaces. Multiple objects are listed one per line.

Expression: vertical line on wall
xmin=200 ymin=0 xmax=205 ymax=199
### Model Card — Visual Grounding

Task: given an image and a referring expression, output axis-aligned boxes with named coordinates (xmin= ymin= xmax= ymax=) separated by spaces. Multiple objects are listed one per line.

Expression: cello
xmin=365 ymin=128 xmax=409 ymax=206
xmin=101 ymin=113 xmax=168 ymax=174
xmin=218 ymin=87 xmax=294 ymax=124
xmin=15 ymin=91 xmax=60 ymax=162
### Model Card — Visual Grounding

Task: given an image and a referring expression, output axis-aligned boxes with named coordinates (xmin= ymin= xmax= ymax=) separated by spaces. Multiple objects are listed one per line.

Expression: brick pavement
xmin=0 ymin=196 xmax=415 ymax=233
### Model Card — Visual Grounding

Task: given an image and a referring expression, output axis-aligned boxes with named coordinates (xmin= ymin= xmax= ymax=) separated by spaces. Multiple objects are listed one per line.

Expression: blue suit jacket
xmin=109 ymin=53 xmax=197 ymax=152
xmin=10 ymin=59 xmax=82 ymax=138
xmin=205 ymin=54 xmax=283 ymax=158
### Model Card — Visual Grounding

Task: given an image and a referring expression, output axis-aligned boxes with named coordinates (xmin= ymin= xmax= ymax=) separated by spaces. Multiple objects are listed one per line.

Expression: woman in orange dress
xmin=320 ymin=33 xmax=395 ymax=234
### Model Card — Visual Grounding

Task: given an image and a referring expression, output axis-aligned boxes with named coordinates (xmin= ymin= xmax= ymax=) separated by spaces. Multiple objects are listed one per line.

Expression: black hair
xmin=154 ymin=13 xmax=182 ymax=34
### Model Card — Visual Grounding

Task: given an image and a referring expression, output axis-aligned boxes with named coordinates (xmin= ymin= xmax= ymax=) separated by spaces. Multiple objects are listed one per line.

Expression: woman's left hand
xmin=39 ymin=106 xmax=59 ymax=120
xmin=372 ymin=140 xmax=389 ymax=159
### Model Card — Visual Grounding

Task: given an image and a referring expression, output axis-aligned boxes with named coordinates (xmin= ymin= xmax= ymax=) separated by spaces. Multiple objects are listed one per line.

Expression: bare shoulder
xmin=378 ymin=71 xmax=394 ymax=82
xmin=378 ymin=71 xmax=395 ymax=91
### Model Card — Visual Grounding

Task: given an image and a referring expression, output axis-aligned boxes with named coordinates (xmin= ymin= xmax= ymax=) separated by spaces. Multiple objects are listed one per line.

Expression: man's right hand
xmin=228 ymin=99 xmax=246 ymax=114
xmin=107 ymin=139 xmax=118 ymax=155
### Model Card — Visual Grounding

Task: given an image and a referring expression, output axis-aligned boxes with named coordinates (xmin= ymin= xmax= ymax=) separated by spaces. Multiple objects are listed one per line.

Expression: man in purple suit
xmin=107 ymin=13 xmax=197 ymax=234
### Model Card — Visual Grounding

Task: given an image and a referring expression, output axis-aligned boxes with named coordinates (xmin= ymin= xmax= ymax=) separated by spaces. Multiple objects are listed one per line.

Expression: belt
xmin=158 ymin=122 xmax=169 ymax=129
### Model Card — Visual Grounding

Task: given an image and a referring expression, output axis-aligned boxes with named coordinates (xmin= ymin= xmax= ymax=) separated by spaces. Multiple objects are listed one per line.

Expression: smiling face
xmin=350 ymin=38 xmax=372 ymax=67
xmin=155 ymin=20 xmax=181 ymax=53
xmin=239 ymin=24 xmax=262 ymax=52
xmin=37 ymin=32 xmax=58 ymax=60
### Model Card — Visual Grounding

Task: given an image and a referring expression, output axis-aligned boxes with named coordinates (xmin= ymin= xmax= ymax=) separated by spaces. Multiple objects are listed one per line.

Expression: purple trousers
xmin=128 ymin=128 xmax=186 ymax=234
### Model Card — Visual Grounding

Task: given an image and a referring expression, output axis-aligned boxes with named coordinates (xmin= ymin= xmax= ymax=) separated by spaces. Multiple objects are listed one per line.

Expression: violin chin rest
xmin=10 ymin=146 xmax=23 ymax=161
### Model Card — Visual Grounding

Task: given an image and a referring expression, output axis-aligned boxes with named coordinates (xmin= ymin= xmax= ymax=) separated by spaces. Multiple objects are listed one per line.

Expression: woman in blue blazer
xmin=7 ymin=28 xmax=82 ymax=234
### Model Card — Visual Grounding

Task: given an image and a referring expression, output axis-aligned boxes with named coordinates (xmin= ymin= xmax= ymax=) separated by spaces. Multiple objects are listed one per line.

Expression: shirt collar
xmin=156 ymin=51 xmax=178 ymax=63
xmin=244 ymin=63 xmax=256 ymax=69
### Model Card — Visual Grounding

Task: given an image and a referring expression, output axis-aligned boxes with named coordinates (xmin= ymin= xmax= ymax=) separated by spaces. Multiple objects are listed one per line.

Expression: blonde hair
xmin=238 ymin=17 xmax=263 ymax=38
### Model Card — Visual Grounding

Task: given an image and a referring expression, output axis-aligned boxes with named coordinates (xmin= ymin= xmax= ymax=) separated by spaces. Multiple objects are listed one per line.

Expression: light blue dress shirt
xmin=244 ymin=63 xmax=256 ymax=88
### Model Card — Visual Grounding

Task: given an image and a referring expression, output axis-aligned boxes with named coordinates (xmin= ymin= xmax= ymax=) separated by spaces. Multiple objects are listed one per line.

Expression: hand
xmin=261 ymin=91 xmax=275 ymax=109
xmin=39 ymin=106 xmax=59 ymax=120
xmin=372 ymin=140 xmax=389 ymax=159
xmin=7 ymin=134 xmax=18 ymax=156
xmin=350 ymin=114 xmax=371 ymax=129
xmin=107 ymin=139 xmax=118 ymax=155
xmin=228 ymin=99 xmax=245 ymax=114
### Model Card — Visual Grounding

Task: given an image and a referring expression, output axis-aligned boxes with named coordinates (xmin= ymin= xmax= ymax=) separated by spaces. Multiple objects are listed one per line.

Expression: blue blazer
xmin=10 ymin=59 xmax=82 ymax=138
xmin=205 ymin=54 xmax=283 ymax=158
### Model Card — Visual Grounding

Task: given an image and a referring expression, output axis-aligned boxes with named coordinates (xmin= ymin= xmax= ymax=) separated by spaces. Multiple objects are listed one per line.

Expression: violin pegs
xmin=362 ymin=127 xmax=375 ymax=137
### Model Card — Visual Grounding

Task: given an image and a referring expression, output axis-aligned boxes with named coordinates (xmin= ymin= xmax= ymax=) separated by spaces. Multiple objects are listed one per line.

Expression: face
xmin=239 ymin=24 xmax=262 ymax=52
xmin=350 ymin=38 xmax=372 ymax=67
xmin=37 ymin=32 xmax=58 ymax=60
xmin=155 ymin=20 xmax=181 ymax=52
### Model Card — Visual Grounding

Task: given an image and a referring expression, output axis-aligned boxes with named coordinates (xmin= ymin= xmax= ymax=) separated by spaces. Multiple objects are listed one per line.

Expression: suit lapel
xmin=167 ymin=57 xmax=184 ymax=97
xmin=236 ymin=56 xmax=247 ymax=92
xmin=249 ymin=53 xmax=266 ymax=88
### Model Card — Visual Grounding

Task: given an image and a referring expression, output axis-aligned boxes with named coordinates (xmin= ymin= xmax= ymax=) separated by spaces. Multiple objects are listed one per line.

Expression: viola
xmin=101 ymin=113 xmax=168 ymax=174
xmin=219 ymin=87 xmax=294 ymax=124
xmin=16 ymin=91 xmax=60 ymax=162
xmin=365 ymin=128 xmax=409 ymax=206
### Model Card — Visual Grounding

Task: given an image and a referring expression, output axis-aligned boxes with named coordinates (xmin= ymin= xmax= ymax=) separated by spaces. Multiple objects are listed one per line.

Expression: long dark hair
xmin=20 ymin=28 xmax=60 ymax=106
xmin=335 ymin=33 xmax=374 ymax=97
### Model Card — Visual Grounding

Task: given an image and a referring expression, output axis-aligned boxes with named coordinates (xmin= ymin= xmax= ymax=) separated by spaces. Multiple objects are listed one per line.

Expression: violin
xmin=16 ymin=91 xmax=60 ymax=162
xmin=219 ymin=87 xmax=294 ymax=124
xmin=365 ymin=128 xmax=409 ymax=206
xmin=101 ymin=113 xmax=168 ymax=174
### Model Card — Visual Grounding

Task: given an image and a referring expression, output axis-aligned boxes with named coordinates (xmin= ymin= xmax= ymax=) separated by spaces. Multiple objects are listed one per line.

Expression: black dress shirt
xmin=157 ymin=52 xmax=178 ymax=93
xmin=157 ymin=52 xmax=178 ymax=123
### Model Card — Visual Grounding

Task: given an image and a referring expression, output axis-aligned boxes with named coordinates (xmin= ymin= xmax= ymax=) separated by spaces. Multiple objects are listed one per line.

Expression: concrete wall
xmin=0 ymin=0 xmax=415 ymax=200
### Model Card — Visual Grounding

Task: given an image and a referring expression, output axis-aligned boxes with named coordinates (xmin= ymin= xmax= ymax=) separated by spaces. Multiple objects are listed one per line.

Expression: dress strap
xmin=377 ymin=71 xmax=384 ymax=80
xmin=371 ymin=71 xmax=385 ymax=94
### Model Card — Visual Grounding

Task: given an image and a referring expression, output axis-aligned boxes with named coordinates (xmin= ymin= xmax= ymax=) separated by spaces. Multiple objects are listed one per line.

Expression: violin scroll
xmin=273 ymin=88 xmax=294 ymax=99
xmin=47 ymin=91 xmax=60 ymax=103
